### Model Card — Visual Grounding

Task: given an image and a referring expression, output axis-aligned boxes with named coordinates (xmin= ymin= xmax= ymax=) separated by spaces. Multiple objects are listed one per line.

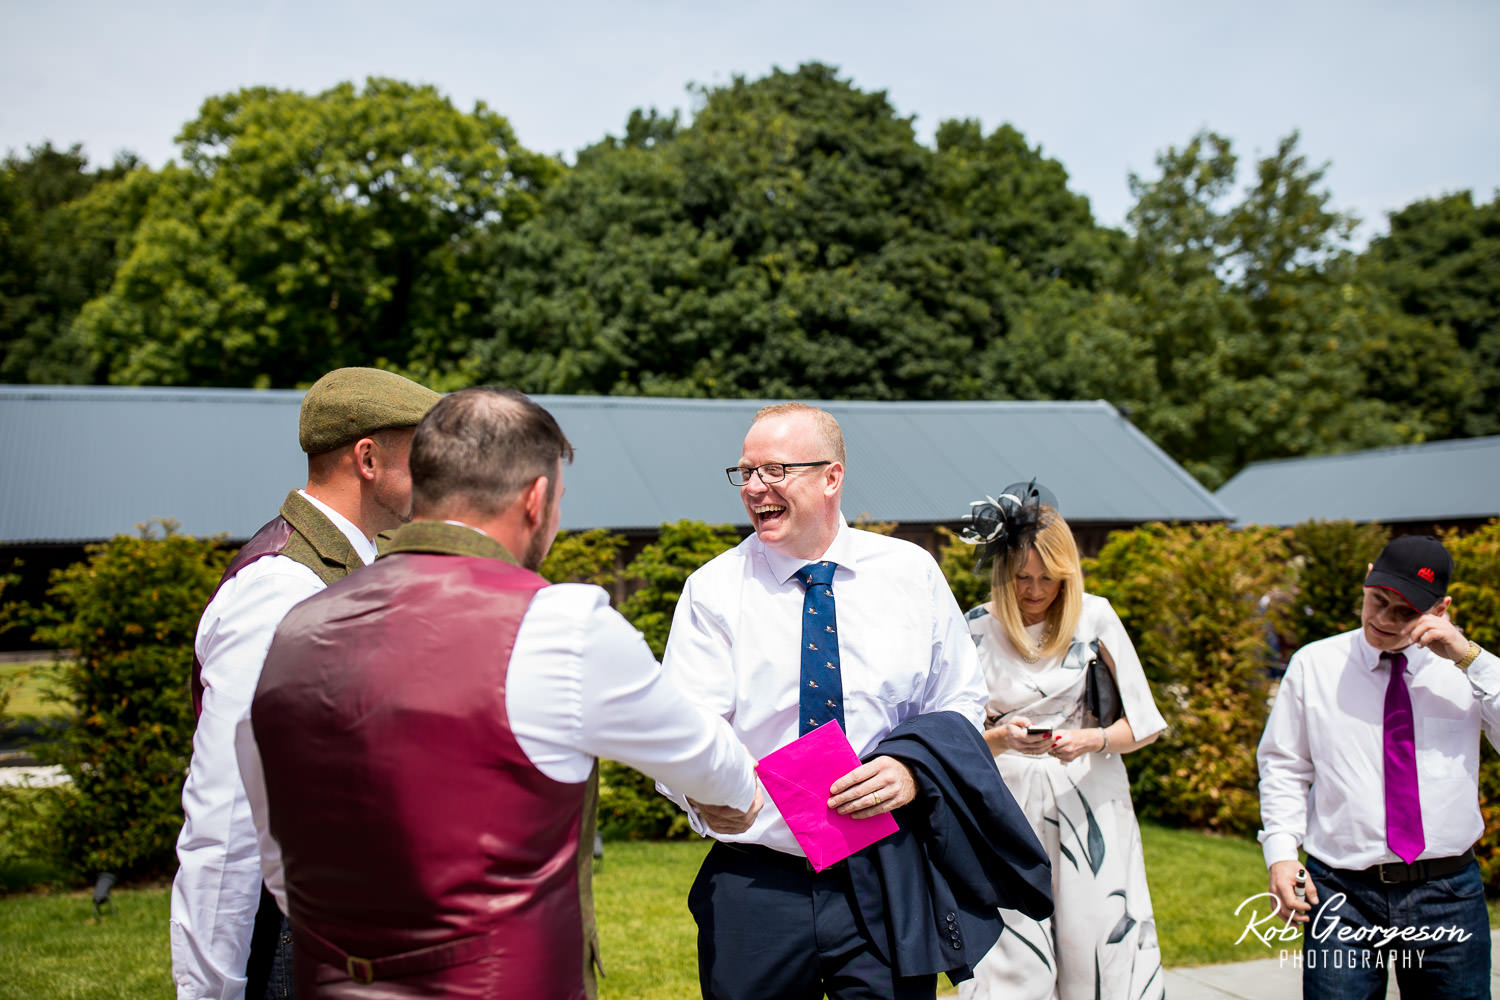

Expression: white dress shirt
xmin=237 ymin=579 xmax=760 ymax=913
xmin=658 ymin=517 xmax=988 ymax=854
xmin=1257 ymin=627 xmax=1500 ymax=869
xmin=171 ymin=492 xmax=374 ymax=1000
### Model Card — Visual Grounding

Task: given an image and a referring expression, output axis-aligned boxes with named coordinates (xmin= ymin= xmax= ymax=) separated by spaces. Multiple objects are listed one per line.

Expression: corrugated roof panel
xmin=1215 ymin=436 xmax=1500 ymax=527
xmin=2 ymin=387 xmax=1229 ymax=543
xmin=1 ymin=387 xmax=306 ymax=542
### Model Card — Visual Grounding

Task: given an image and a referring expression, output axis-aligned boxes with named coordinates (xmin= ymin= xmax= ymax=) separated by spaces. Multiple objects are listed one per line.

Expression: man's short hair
xmin=410 ymin=387 xmax=574 ymax=519
xmin=751 ymin=402 xmax=846 ymax=467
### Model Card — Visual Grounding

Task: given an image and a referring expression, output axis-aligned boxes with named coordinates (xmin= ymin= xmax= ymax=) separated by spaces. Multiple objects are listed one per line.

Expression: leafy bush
xmin=1447 ymin=519 xmax=1500 ymax=650
xmin=1445 ymin=520 xmax=1500 ymax=888
xmin=597 ymin=762 xmax=695 ymax=841
xmin=0 ymin=783 xmax=75 ymax=891
xmin=934 ymin=525 xmax=992 ymax=614
xmin=1086 ymin=522 xmax=1294 ymax=834
xmin=618 ymin=521 xmax=742 ymax=658
xmin=1285 ymin=520 xmax=1389 ymax=651
xmin=27 ymin=520 xmax=228 ymax=880
xmin=602 ymin=521 xmax=742 ymax=839
xmin=539 ymin=528 xmax=626 ymax=588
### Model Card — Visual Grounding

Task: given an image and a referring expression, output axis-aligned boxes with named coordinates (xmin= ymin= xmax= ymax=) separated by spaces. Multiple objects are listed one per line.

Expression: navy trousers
xmin=689 ymin=842 xmax=937 ymax=1000
xmin=1303 ymin=855 xmax=1490 ymax=1000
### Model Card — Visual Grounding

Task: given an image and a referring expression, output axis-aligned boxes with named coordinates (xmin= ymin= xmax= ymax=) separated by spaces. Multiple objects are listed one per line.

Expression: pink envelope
xmin=756 ymin=721 xmax=900 ymax=871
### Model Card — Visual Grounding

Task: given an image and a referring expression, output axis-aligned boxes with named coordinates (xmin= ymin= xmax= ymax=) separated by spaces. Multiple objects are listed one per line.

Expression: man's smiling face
xmin=737 ymin=411 xmax=842 ymax=561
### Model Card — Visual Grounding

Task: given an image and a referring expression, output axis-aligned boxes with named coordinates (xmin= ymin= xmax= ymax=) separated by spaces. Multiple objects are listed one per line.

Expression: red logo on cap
xmin=1418 ymin=567 xmax=1435 ymax=583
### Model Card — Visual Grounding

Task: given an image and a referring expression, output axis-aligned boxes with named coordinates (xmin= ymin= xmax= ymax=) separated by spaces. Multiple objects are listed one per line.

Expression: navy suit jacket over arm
xmin=845 ymin=711 xmax=1053 ymax=983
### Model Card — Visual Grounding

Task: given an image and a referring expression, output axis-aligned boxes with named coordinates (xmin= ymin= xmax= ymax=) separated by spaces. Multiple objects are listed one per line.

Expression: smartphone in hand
xmin=1026 ymin=726 xmax=1052 ymax=737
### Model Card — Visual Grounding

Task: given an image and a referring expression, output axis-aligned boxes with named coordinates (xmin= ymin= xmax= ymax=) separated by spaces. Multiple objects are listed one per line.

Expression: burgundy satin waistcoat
xmin=253 ymin=551 xmax=590 ymax=998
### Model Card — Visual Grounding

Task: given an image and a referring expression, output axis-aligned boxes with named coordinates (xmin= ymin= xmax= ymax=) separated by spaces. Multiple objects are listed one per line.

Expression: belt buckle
xmin=1377 ymin=862 xmax=1405 ymax=885
xmin=347 ymin=955 xmax=375 ymax=984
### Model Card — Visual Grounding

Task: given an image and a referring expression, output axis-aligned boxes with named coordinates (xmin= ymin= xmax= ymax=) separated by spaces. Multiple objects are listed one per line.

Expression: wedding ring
xmin=872 ymin=790 xmax=882 ymax=805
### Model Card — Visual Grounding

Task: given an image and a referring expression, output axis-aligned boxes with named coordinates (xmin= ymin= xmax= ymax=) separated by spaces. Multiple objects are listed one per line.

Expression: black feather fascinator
xmin=957 ymin=479 xmax=1058 ymax=573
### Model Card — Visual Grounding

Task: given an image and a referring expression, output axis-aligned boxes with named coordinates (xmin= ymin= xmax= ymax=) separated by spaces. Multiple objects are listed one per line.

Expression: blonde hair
xmin=989 ymin=505 xmax=1083 ymax=662
xmin=752 ymin=402 xmax=846 ymax=467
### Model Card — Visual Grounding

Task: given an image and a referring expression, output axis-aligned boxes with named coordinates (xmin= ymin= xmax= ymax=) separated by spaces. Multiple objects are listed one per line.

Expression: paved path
xmin=0 ymin=763 xmax=68 ymax=787
xmin=1163 ymin=929 xmax=1500 ymax=998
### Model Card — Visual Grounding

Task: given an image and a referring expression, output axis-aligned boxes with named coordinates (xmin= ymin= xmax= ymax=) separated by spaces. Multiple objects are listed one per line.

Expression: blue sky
xmin=2 ymin=0 xmax=1496 ymax=239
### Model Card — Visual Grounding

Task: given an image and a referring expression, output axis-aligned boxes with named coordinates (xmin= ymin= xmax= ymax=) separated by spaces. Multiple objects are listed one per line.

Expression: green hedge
xmin=1083 ymin=522 xmax=1294 ymax=834
xmin=7 ymin=517 xmax=1500 ymax=888
xmin=1447 ymin=521 xmax=1500 ymax=888
xmin=25 ymin=520 xmax=228 ymax=880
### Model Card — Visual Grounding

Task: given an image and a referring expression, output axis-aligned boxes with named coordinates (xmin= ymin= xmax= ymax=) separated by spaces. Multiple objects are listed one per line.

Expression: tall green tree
xmin=0 ymin=143 xmax=140 ymax=383
xmin=475 ymin=63 xmax=1104 ymax=400
xmin=74 ymin=79 xmax=559 ymax=387
xmin=1360 ymin=191 xmax=1500 ymax=437
xmin=1031 ymin=130 xmax=1470 ymax=488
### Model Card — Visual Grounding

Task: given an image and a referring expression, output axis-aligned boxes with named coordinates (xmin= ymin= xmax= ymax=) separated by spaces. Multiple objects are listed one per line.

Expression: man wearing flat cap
xmin=242 ymin=387 xmax=759 ymax=998
xmin=1257 ymin=535 xmax=1500 ymax=999
xmin=171 ymin=367 xmax=440 ymax=1000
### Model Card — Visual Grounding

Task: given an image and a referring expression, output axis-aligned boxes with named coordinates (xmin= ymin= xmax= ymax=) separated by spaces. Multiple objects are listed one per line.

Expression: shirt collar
xmin=759 ymin=513 xmax=855 ymax=585
xmin=297 ymin=489 xmax=379 ymax=566
xmin=1354 ymin=629 xmax=1431 ymax=673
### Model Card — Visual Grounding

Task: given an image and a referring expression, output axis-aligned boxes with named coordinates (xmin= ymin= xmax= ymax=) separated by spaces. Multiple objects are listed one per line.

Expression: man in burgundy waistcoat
xmin=241 ymin=386 xmax=761 ymax=999
xmin=172 ymin=368 xmax=440 ymax=1000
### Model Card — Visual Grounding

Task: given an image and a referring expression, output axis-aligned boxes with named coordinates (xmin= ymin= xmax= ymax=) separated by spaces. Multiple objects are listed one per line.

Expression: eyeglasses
xmin=725 ymin=461 xmax=831 ymax=486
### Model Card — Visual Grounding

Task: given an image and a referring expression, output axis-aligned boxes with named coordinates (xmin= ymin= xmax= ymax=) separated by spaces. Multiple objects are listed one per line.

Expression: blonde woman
xmin=956 ymin=482 xmax=1167 ymax=1000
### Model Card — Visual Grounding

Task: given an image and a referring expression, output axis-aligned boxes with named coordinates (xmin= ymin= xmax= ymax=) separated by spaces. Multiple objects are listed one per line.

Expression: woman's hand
xmin=1048 ymin=727 xmax=1104 ymax=763
xmin=984 ymin=716 xmax=1056 ymax=756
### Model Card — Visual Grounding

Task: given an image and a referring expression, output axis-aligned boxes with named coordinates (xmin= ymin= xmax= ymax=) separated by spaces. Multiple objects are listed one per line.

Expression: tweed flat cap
xmin=299 ymin=368 xmax=442 ymax=454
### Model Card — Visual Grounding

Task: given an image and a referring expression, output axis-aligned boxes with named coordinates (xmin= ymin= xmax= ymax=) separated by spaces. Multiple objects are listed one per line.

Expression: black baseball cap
xmin=1364 ymin=535 xmax=1452 ymax=611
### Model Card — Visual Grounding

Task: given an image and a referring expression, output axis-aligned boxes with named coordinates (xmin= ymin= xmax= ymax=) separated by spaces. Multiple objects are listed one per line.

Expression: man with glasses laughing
xmin=658 ymin=402 xmax=1050 ymax=1000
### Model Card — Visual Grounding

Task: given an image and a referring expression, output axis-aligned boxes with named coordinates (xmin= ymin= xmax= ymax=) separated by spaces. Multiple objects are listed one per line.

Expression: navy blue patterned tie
xmin=798 ymin=561 xmax=844 ymax=735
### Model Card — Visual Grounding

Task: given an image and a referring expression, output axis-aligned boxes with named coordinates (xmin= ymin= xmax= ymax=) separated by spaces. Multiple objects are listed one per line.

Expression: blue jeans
xmin=1303 ymin=855 xmax=1490 ymax=1000
xmin=263 ymin=913 xmax=293 ymax=1000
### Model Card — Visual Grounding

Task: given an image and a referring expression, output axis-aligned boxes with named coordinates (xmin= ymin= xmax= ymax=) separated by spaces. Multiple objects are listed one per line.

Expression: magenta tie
xmin=1382 ymin=651 xmax=1425 ymax=864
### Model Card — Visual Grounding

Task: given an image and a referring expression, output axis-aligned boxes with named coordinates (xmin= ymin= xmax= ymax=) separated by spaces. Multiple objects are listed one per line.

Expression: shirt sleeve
xmin=1256 ymin=654 xmax=1313 ymax=868
xmin=234 ymin=715 xmax=285 ymax=915
xmin=509 ymin=584 xmax=757 ymax=812
xmin=1093 ymin=598 xmax=1168 ymax=741
xmin=1465 ymin=647 xmax=1500 ymax=750
xmin=653 ymin=571 xmax=745 ymax=827
xmin=170 ymin=559 xmax=321 ymax=1000
xmin=916 ymin=559 xmax=988 ymax=729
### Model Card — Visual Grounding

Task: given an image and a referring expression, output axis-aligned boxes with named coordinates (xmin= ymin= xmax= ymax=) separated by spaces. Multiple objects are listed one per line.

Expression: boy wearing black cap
xmin=1257 ymin=535 xmax=1497 ymax=999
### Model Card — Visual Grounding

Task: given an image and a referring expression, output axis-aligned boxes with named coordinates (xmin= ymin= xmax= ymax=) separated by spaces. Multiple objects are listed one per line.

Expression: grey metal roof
xmin=1215 ymin=436 xmax=1500 ymax=527
xmin=0 ymin=386 xmax=1230 ymax=544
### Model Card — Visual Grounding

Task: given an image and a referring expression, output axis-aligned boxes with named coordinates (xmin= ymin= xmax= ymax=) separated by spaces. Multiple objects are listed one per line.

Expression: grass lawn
xmin=0 ymin=659 xmax=65 ymax=720
xmin=0 ymin=883 xmax=172 ymax=1000
xmin=1 ymin=826 xmax=1496 ymax=998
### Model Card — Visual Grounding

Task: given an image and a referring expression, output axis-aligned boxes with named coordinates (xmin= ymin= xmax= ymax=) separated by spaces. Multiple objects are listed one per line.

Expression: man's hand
xmin=1403 ymin=608 xmax=1470 ymax=662
xmin=1268 ymin=859 xmax=1317 ymax=925
xmin=689 ymin=784 xmax=764 ymax=835
xmin=828 ymin=756 xmax=916 ymax=819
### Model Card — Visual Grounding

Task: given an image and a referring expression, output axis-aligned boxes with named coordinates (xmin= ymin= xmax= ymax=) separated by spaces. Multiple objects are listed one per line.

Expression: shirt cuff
xmin=1464 ymin=647 xmax=1500 ymax=695
xmin=1260 ymin=831 xmax=1300 ymax=868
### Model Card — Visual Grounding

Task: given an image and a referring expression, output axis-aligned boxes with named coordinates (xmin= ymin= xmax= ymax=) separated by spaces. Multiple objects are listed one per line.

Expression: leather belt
xmin=718 ymin=840 xmax=841 ymax=875
xmin=293 ymin=920 xmax=505 ymax=984
xmin=1360 ymin=848 xmax=1475 ymax=885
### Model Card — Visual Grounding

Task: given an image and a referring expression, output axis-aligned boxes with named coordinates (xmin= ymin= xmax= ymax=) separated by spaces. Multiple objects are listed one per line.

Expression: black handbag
xmin=1083 ymin=639 xmax=1123 ymax=728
